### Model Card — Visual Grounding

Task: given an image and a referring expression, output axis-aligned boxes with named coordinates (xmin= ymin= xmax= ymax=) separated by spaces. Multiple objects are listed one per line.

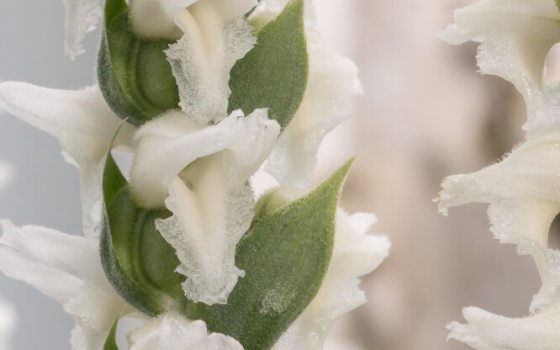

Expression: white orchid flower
xmin=441 ymin=1 xmax=560 ymax=348
xmin=0 ymin=221 xmax=127 ymax=350
xmin=440 ymin=0 xmax=560 ymax=133
xmin=0 ymin=162 xmax=14 ymax=194
xmin=130 ymin=109 xmax=280 ymax=305
xmin=448 ymin=303 xmax=560 ymax=350
xmin=127 ymin=313 xmax=243 ymax=350
xmin=273 ymin=210 xmax=390 ymax=349
xmin=0 ymin=82 xmax=135 ymax=238
xmin=440 ymin=127 xmax=560 ymax=312
xmin=129 ymin=0 xmax=258 ymax=124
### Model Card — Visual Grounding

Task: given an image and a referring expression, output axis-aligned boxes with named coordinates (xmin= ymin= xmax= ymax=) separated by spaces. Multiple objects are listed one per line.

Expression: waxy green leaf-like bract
xmin=229 ymin=0 xmax=309 ymax=128
xmin=98 ymin=0 xmax=180 ymax=126
xmin=100 ymin=151 xmax=188 ymax=316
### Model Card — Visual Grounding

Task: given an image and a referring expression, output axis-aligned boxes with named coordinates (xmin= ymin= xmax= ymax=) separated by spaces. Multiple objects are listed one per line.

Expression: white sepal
xmin=130 ymin=109 xmax=279 ymax=208
xmin=0 ymin=82 xmax=135 ymax=238
xmin=128 ymin=313 xmax=243 ymax=350
xmin=131 ymin=109 xmax=279 ymax=304
xmin=266 ymin=31 xmax=362 ymax=188
xmin=274 ymin=210 xmax=390 ymax=349
xmin=448 ymin=303 xmax=560 ymax=350
xmin=440 ymin=127 xmax=560 ymax=312
xmin=0 ymin=221 xmax=127 ymax=350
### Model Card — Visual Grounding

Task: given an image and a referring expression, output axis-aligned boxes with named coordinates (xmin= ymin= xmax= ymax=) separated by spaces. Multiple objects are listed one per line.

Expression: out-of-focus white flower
xmin=251 ymin=0 xmax=361 ymax=189
xmin=0 ymin=162 xmax=14 ymax=194
xmin=440 ymin=128 xmax=560 ymax=311
xmin=440 ymin=1 xmax=560 ymax=349
xmin=130 ymin=109 xmax=280 ymax=305
xmin=440 ymin=0 xmax=560 ymax=133
xmin=127 ymin=313 xmax=243 ymax=350
xmin=266 ymin=30 xmax=362 ymax=188
xmin=447 ymin=304 xmax=560 ymax=350
xmin=0 ymin=82 xmax=135 ymax=238
xmin=60 ymin=0 xmax=102 ymax=58
xmin=273 ymin=210 xmax=390 ymax=350
xmin=0 ymin=221 xmax=127 ymax=350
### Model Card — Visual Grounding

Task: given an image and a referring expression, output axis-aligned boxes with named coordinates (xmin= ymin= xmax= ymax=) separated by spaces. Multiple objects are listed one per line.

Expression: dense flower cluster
xmin=440 ymin=0 xmax=560 ymax=349
xmin=0 ymin=0 xmax=389 ymax=349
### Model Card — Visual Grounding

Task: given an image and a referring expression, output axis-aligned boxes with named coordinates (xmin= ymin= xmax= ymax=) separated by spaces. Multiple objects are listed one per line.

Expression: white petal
xmin=166 ymin=1 xmax=256 ymax=124
xmin=131 ymin=109 xmax=278 ymax=304
xmin=251 ymin=0 xmax=316 ymax=28
xmin=0 ymin=221 xmax=126 ymax=350
xmin=266 ymin=31 xmax=362 ymax=188
xmin=60 ymin=0 xmax=102 ymax=58
xmin=0 ymin=82 xmax=133 ymax=164
xmin=274 ymin=210 xmax=390 ymax=349
xmin=0 ymin=82 xmax=135 ymax=237
xmin=128 ymin=313 xmax=243 ymax=350
xmin=440 ymin=0 xmax=560 ymax=132
xmin=440 ymin=129 xmax=560 ymax=311
xmin=447 ymin=304 xmax=560 ymax=350
xmin=130 ymin=109 xmax=280 ymax=208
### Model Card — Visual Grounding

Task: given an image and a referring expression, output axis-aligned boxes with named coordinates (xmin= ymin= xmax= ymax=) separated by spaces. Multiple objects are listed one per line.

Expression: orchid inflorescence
xmin=0 ymin=0 xmax=389 ymax=349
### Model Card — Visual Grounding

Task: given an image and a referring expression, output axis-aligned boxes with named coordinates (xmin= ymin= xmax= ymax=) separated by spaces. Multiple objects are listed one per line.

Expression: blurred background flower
xmin=0 ymin=0 xmax=545 ymax=349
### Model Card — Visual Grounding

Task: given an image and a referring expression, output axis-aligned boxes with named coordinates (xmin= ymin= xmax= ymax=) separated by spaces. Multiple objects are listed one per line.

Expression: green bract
xmin=98 ymin=0 xmax=180 ymax=126
xmin=98 ymin=0 xmax=308 ymax=128
xmin=201 ymin=160 xmax=352 ymax=349
xmin=101 ymin=144 xmax=351 ymax=348
xmin=100 ymin=151 xmax=188 ymax=316
xmin=229 ymin=0 xmax=309 ymax=128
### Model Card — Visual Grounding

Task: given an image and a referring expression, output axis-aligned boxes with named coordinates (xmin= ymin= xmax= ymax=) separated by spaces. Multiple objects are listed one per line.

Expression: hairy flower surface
xmin=0 ymin=82 xmax=135 ymax=238
xmin=440 ymin=0 xmax=560 ymax=349
xmin=130 ymin=109 xmax=280 ymax=304
xmin=128 ymin=313 xmax=243 ymax=350
xmin=0 ymin=221 xmax=127 ymax=349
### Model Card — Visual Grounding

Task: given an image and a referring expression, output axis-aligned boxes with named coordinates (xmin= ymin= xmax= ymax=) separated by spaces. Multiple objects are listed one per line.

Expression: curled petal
xmin=167 ymin=0 xmax=256 ymax=124
xmin=128 ymin=313 xmax=243 ymax=350
xmin=130 ymin=109 xmax=280 ymax=208
xmin=0 ymin=221 xmax=126 ymax=350
xmin=440 ymin=131 xmax=560 ymax=311
xmin=61 ymin=0 xmax=102 ymax=58
xmin=440 ymin=0 xmax=560 ymax=132
xmin=266 ymin=31 xmax=362 ymax=188
xmin=274 ymin=210 xmax=390 ymax=349
xmin=129 ymin=0 xmax=199 ymax=39
xmin=0 ymin=82 xmax=135 ymax=237
xmin=447 ymin=304 xmax=560 ymax=350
